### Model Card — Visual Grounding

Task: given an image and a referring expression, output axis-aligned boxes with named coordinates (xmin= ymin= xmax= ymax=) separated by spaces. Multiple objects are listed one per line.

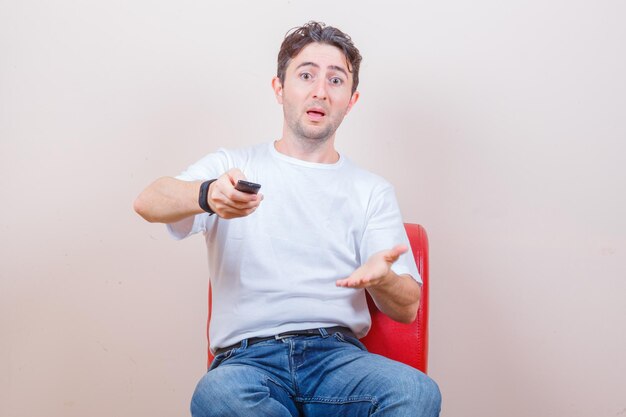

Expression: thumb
xmin=385 ymin=244 xmax=408 ymax=263
xmin=227 ymin=168 xmax=246 ymax=185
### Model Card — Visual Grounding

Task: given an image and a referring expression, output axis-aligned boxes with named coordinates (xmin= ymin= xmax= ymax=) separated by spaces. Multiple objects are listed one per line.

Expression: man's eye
xmin=330 ymin=77 xmax=343 ymax=85
xmin=300 ymin=73 xmax=312 ymax=80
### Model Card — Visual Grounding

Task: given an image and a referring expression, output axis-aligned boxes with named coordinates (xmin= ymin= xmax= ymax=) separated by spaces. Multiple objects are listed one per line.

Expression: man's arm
xmin=133 ymin=176 xmax=204 ymax=223
xmin=133 ymin=169 xmax=262 ymax=223
xmin=335 ymin=245 xmax=421 ymax=324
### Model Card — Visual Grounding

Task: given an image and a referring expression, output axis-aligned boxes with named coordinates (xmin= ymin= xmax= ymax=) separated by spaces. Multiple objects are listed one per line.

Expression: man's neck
xmin=274 ymin=136 xmax=339 ymax=164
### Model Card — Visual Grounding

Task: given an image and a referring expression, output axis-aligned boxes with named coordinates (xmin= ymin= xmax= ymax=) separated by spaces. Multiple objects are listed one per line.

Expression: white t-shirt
xmin=167 ymin=142 xmax=420 ymax=351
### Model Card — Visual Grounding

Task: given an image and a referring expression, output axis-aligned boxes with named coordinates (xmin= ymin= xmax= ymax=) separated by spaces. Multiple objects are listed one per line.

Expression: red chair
xmin=360 ymin=223 xmax=429 ymax=373
xmin=207 ymin=223 xmax=429 ymax=374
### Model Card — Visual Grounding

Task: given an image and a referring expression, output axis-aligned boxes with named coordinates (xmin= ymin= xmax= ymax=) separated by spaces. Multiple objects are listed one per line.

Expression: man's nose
xmin=312 ymin=78 xmax=328 ymax=100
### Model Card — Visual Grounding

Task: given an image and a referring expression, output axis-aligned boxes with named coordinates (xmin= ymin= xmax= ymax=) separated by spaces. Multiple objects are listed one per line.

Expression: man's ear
xmin=345 ymin=90 xmax=360 ymax=115
xmin=271 ymin=77 xmax=283 ymax=104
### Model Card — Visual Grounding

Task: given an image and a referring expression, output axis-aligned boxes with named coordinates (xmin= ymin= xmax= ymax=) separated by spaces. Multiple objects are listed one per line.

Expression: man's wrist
xmin=198 ymin=179 xmax=217 ymax=215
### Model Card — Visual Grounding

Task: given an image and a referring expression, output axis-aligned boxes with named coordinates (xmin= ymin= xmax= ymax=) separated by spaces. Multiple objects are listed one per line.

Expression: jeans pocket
xmin=208 ymin=348 xmax=235 ymax=371
xmin=333 ymin=332 xmax=368 ymax=351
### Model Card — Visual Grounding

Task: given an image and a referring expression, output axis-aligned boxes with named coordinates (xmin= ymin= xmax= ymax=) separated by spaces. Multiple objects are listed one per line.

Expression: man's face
xmin=273 ymin=42 xmax=359 ymax=143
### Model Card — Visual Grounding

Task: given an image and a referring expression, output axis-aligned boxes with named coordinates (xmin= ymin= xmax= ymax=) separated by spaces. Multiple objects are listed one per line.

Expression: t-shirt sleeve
xmin=359 ymin=183 xmax=422 ymax=284
xmin=166 ymin=214 xmax=209 ymax=240
xmin=166 ymin=149 xmax=233 ymax=240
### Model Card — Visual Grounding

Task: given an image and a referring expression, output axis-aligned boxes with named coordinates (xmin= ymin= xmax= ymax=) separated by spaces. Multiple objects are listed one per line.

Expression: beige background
xmin=2 ymin=0 xmax=625 ymax=416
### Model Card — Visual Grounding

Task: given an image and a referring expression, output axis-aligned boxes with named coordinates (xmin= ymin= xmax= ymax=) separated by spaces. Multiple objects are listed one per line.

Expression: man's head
xmin=277 ymin=21 xmax=362 ymax=95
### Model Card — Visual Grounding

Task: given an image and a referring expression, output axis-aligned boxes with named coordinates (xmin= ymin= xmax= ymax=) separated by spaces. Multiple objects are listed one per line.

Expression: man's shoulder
xmin=342 ymin=157 xmax=394 ymax=191
xmin=193 ymin=142 xmax=271 ymax=167
xmin=177 ymin=142 xmax=271 ymax=180
xmin=217 ymin=142 xmax=270 ymax=162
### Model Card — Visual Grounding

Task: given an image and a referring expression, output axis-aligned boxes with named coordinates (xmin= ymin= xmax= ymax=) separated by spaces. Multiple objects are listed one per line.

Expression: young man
xmin=134 ymin=21 xmax=441 ymax=417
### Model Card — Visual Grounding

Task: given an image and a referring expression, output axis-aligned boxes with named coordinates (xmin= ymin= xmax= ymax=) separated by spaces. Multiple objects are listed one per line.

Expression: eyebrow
xmin=295 ymin=62 xmax=349 ymax=77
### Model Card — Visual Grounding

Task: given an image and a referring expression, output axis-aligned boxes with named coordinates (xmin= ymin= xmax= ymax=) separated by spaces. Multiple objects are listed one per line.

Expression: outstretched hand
xmin=336 ymin=245 xmax=408 ymax=289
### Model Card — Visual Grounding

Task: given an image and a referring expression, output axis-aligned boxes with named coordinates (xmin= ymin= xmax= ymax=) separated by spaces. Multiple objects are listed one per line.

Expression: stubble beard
xmin=285 ymin=108 xmax=345 ymax=151
xmin=292 ymin=119 xmax=335 ymax=143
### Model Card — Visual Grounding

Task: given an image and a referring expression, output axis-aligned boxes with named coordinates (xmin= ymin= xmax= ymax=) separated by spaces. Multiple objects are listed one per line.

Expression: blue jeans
xmin=191 ymin=328 xmax=441 ymax=416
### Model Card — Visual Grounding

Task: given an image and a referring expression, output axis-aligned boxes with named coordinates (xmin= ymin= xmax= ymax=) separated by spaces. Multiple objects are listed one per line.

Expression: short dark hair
xmin=277 ymin=21 xmax=362 ymax=94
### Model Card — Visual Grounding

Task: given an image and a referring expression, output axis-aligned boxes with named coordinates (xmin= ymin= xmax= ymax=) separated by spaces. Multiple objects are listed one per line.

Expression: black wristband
xmin=198 ymin=179 xmax=217 ymax=215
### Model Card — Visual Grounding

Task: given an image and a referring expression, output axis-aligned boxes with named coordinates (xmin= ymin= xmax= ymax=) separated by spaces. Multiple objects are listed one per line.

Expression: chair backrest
xmin=359 ymin=223 xmax=430 ymax=373
xmin=206 ymin=223 xmax=429 ymax=373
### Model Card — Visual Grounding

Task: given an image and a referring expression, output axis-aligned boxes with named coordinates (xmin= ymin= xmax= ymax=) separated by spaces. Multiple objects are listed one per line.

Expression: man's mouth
xmin=306 ymin=108 xmax=326 ymax=120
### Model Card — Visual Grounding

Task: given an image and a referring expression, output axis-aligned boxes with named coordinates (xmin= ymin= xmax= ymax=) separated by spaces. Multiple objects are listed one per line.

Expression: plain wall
xmin=1 ymin=1 xmax=625 ymax=416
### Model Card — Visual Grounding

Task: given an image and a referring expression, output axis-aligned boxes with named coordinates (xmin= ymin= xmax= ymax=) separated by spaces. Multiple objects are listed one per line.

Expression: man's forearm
xmin=366 ymin=273 xmax=421 ymax=324
xmin=133 ymin=176 xmax=204 ymax=223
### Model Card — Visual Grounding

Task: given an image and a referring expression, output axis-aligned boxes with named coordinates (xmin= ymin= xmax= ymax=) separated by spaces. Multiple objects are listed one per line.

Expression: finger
xmin=219 ymin=191 xmax=260 ymax=210
xmin=384 ymin=244 xmax=408 ymax=263
xmin=229 ymin=189 xmax=261 ymax=203
xmin=335 ymin=277 xmax=353 ymax=287
xmin=215 ymin=188 xmax=263 ymax=219
xmin=223 ymin=206 xmax=259 ymax=218
xmin=336 ymin=279 xmax=360 ymax=288
xmin=226 ymin=168 xmax=246 ymax=185
xmin=336 ymin=270 xmax=362 ymax=286
xmin=213 ymin=177 xmax=259 ymax=205
xmin=336 ymin=274 xmax=372 ymax=288
xmin=337 ymin=280 xmax=368 ymax=289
